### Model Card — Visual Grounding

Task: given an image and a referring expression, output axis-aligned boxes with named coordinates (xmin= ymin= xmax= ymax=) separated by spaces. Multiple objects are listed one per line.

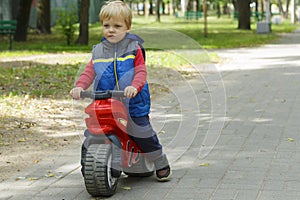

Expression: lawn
xmin=0 ymin=14 xmax=298 ymax=98
xmin=0 ymin=15 xmax=298 ymax=54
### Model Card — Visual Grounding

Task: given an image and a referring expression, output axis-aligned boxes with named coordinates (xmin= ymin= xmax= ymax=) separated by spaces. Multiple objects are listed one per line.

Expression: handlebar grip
xmin=110 ymin=90 xmax=125 ymax=98
xmin=80 ymin=90 xmax=124 ymax=100
xmin=80 ymin=91 xmax=94 ymax=99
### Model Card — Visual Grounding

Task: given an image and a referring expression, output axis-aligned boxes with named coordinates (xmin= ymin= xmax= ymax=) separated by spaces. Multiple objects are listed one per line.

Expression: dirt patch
xmin=0 ymin=97 xmax=85 ymax=182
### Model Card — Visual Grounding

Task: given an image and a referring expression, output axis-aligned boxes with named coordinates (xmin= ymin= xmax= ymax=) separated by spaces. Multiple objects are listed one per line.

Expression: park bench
xmin=0 ymin=20 xmax=17 ymax=50
xmin=233 ymin=11 xmax=266 ymax=21
xmin=185 ymin=11 xmax=203 ymax=20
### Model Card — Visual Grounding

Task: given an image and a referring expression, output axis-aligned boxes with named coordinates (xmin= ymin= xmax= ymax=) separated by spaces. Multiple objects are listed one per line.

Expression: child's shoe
xmin=156 ymin=165 xmax=172 ymax=182
xmin=154 ymin=154 xmax=172 ymax=182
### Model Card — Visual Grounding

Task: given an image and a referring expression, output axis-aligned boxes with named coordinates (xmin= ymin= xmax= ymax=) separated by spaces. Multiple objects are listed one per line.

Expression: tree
xmin=56 ymin=8 xmax=77 ymax=45
xmin=232 ymin=0 xmax=238 ymax=11
xmin=14 ymin=0 xmax=32 ymax=41
xmin=149 ymin=0 xmax=154 ymax=15
xmin=203 ymin=0 xmax=208 ymax=37
xmin=76 ymin=0 xmax=90 ymax=45
xmin=277 ymin=0 xmax=290 ymax=18
xmin=38 ymin=0 xmax=51 ymax=34
xmin=237 ymin=0 xmax=251 ymax=30
xmin=156 ymin=0 xmax=161 ymax=22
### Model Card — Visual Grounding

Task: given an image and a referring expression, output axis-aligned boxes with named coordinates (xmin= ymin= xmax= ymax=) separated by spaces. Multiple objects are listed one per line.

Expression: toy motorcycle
xmin=80 ymin=90 xmax=155 ymax=197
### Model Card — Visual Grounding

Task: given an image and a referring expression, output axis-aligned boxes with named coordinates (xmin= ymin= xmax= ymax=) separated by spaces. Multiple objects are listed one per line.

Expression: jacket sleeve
xmin=75 ymin=59 xmax=96 ymax=90
xmin=132 ymin=46 xmax=147 ymax=92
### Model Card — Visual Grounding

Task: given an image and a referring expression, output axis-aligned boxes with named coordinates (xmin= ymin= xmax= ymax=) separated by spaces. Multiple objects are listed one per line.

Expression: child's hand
xmin=124 ymin=86 xmax=138 ymax=98
xmin=70 ymin=87 xmax=84 ymax=100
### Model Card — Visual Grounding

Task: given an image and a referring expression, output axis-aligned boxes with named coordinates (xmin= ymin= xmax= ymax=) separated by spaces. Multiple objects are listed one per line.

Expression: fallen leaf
xmin=28 ymin=177 xmax=39 ymax=181
xmin=122 ymin=186 xmax=131 ymax=191
xmin=45 ymin=173 xmax=55 ymax=178
xmin=16 ymin=176 xmax=26 ymax=181
xmin=199 ymin=163 xmax=209 ymax=167
xmin=17 ymin=138 xmax=27 ymax=142
xmin=288 ymin=138 xmax=294 ymax=142
xmin=0 ymin=142 xmax=9 ymax=146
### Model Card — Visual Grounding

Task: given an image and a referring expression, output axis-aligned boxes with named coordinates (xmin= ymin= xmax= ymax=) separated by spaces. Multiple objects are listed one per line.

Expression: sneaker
xmin=156 ymin=165 xmax=172 ymax=182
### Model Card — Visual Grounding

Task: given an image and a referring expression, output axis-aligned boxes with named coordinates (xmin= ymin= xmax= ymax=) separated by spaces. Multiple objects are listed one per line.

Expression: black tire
xmin=80 ymin=143 xmax=87 ymax=176
xmin=124 ymin=155 xmax=155 ymax=177
xmin=83 ymin=144 xmax=119 ymax=197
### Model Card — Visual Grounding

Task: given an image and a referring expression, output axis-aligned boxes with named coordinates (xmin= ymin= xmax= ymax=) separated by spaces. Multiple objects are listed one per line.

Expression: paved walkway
xmin=1 ymin=28 xmax=300 ymax=200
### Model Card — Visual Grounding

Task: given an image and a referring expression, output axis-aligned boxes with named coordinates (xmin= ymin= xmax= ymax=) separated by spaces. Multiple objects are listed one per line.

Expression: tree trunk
xmin=203 ymin=0 xmax=207 ymax=37
xmin=277 ymin=0 xmax=289 ymax=18
xmin=254 ymin=0 xmax=258 ymax=12
xmin=162 ymin=1 xmax=165 ymax=14
xmin=261 ymin=0 xmax=264 ymax=12
xmin=232 ymin=0 xmax=238 ymax=12
xmin=237 ymin=0 xmax=251 ymax=30
xmin=149 ymin=0 xmax=153 ymax=15
xmin=187 ymin=0 xmax=192 ymax=11
xmin=284 ymin=0 xmax=290 ymax=18
xmin=76 ymin=0 xmax=90 ymax=45
xmin=14 ymin=0 xmax=32 ymax=41
xmin=277 ymin=0 xmax=284 ymax=14
xmin=156 ymin=0 xmax=161 ymax=22
xmin=217 ymin=3 xmax=221 ymax=18
xmin=195 ymin=0 xmax=200 ymax=11
xmin=144 ymin=0 xmax=149 ymax=17
xmin=38 ymin=0 xmax=51 ymax=34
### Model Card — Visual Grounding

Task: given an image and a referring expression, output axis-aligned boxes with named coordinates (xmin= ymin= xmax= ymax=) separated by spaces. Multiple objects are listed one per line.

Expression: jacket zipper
xmin=113 ymin=45 xmax=120 ymax=90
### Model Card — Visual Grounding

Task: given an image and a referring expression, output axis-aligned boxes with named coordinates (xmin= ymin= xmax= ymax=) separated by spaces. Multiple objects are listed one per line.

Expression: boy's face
xmin=102 ymin=16 xmax=130 ymax=44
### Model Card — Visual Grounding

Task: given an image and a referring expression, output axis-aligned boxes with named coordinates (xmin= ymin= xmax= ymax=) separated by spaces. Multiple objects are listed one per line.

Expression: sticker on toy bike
xmin=80 ymin=90 xmax=155 ymax=197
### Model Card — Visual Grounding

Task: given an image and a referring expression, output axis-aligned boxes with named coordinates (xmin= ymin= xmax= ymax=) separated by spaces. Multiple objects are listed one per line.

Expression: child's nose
xmin=109 ymin=27 xmax=115 ymax=32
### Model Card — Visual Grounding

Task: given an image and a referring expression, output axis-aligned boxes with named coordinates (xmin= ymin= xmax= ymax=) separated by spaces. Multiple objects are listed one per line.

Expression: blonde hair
xmin=99 ymin=1 xmax=132 ymax=29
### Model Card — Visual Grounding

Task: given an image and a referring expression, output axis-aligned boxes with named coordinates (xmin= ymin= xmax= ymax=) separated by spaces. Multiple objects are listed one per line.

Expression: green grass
xmin=0 ymin=15 xmax=299 ymax=99
xmin=0 ymin=64 xmax=78 ymax=98
xmin=132 ymin=15 xmax=298 ymax=49
xmin=0 ymin=15 xmax=298 ymax=54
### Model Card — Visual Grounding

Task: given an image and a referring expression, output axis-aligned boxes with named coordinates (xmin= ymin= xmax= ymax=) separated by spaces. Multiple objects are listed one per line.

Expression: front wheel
xmin=83 ymin=144 xmax=119 ymax=197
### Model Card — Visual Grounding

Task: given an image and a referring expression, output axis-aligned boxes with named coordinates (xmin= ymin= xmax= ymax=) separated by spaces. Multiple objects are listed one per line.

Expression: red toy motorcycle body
xmin=80 ymin=91 xmax=154 ymax=197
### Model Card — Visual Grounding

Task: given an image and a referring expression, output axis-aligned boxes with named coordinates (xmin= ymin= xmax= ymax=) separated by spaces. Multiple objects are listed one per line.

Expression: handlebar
xmin=80 ymin=90 xmax=125 ymax=100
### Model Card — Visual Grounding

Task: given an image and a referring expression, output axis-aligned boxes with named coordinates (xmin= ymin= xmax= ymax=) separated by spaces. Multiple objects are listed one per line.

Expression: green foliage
xmin=0 ymin=15 xmax=298 ymax=53
xmin=147 ymin=51 xmax=191 ymax=69
xmin=0 ymin=64 xmax=79 ymax=98
xmin=55 ymin=7 xmax=78 ymax=45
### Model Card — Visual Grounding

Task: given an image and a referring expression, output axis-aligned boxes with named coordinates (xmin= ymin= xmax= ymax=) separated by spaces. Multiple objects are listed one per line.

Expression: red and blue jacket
xmin=76 ymin=33 xmax=150 ymax=117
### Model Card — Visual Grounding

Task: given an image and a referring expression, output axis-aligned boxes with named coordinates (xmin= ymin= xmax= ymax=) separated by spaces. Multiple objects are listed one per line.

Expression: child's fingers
xmin=70 ymin=87 xmax=83 ymax=100
xmin=125 ymin=86 xmax=137 ymax=98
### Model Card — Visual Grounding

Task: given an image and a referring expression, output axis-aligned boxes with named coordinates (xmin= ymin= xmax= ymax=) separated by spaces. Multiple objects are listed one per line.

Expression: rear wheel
xmin=124 ymin=155 xmax=155 ymax=177
xmin=83 ymin=144 xmax=118 ymax=197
